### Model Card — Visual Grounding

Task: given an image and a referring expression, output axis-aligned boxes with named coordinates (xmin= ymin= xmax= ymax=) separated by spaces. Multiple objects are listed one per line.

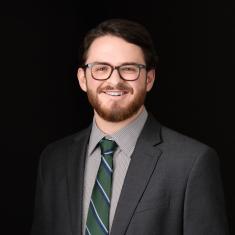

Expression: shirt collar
xmin=87 ymin=107 xmax=148 ymax=158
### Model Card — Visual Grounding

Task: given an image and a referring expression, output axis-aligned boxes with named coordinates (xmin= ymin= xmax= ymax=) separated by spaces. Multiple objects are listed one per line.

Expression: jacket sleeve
xmin=183 ymin=147 xmax=230 ymax=234
xmin=31 ymin=147 xmax=48 ymax=235
xmin=31 ymin=146 xmax=52 ymax=235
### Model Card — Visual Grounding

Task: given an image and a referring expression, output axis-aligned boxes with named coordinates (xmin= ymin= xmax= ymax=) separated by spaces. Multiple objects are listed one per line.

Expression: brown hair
xmin=79 ymin=19 xmax=158 ymax=70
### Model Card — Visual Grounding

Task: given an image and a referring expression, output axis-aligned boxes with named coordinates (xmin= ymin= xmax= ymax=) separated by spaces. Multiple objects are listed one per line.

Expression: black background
xmin=2 ymin=0 xmax=234 ymax=234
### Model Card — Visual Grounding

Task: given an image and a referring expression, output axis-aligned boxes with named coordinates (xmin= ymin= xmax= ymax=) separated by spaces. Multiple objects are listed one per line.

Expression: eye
xmin=93 ymin=65 xmax=109 ymax=72
xmin=121 ymin=65 xmax=138 ymax=73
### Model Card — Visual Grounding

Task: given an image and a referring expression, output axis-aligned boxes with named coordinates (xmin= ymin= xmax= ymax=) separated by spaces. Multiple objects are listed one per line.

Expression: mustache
xmin=98 ymin=83 xmax=133 ymax=94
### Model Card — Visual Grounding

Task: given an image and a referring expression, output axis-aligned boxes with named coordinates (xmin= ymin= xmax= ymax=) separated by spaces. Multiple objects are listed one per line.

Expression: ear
xmin=77 ymin=68 xmax=87 ymax=92
xmin=146 ymin=69 xmax=156 ymax=92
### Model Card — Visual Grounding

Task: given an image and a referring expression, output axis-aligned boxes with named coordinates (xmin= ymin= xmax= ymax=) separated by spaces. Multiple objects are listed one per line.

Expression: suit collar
xmin=67 ymin=126 xmax=91 ymax=235
xmin=139 ymin=113 xmax=162 ymax=146
xmin=110 ymin=114 xmax=163 ymax=235
xmin=66 ymin=114 xmax=162 ymax=235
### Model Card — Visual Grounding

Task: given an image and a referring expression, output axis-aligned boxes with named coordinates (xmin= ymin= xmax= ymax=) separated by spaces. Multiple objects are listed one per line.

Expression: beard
xmin=86 ymin=82 xmax=147 ymax=122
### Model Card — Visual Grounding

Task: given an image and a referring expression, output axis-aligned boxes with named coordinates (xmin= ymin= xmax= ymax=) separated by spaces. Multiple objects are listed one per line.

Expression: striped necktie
xmin=85 ymin=137 xmax=117 ymax=235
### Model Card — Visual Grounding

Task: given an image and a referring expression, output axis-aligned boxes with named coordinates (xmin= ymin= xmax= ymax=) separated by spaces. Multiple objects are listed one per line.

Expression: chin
xmin=87 ymin=87 xmax=146 ymax=122
xmin=96 ymin=105 xmax=142 ymax=122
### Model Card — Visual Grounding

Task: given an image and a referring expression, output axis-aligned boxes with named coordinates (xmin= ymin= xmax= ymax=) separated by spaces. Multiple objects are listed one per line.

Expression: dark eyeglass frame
xmin=83 ymin=62 xmax=147 ymax=81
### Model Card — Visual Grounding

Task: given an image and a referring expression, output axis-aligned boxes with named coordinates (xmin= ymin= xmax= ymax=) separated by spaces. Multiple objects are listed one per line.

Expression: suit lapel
xmin=110 ymin=115 xmax=162 ymax=235
xmin=66 ymin=127 xmax=91 ymax=235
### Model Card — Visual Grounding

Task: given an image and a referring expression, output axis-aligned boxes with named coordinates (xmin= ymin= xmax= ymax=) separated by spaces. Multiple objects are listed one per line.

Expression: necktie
xmin=85 ymin=137 xmax=117 ymax=235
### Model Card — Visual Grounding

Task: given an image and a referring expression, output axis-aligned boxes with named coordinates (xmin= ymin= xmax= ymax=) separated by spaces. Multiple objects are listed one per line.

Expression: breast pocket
xmin=135 ymin=194 xmax=170 ymax=213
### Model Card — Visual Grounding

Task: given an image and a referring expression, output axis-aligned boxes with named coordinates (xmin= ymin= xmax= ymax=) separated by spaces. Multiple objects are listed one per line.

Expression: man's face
xmin=77 ymin=35 xmax=155 ymax=122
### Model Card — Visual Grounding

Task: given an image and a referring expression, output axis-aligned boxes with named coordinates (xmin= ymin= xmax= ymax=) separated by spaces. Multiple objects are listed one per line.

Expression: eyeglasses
xmin=83 ymin=62 xmax=146 ymax=81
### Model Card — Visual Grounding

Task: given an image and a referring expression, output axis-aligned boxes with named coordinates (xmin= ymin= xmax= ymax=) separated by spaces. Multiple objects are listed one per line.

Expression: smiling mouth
xmin=103 ymin=90 xmax=129 ymax=96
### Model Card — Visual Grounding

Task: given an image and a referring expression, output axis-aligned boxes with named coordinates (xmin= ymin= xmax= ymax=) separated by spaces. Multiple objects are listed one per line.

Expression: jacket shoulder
xmin=38 ymin=126 xmax=91 ymax=177
xmin=158 ymin=125 xmax=219 ymax=171
xmin=160 ymin=125 xmax=215 ymax=154
xmin=43 ymin=127 xmax=90 ymax=153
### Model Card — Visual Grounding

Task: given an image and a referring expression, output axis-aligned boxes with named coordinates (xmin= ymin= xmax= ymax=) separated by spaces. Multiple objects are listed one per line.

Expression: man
xmin=31 ymin=19 xmax=229 ymax=235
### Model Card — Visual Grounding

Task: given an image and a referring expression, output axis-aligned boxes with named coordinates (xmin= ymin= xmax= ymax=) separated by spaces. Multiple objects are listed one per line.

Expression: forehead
xmin=86 ymin=35 xmax=145 ymax=64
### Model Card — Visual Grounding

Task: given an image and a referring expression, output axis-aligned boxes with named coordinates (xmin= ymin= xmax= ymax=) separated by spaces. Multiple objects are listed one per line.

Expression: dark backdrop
xmin=2 ymin=0 xmax=234 ymax=234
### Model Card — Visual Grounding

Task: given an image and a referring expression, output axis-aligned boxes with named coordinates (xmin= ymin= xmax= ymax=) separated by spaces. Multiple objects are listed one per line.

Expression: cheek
xmin=132 ymin=80 xmax=147 ymax=93
xmin=87 ymin=79 xmax=105 ymax=94
xmin=86 ymin=78 xmax=98 ymax=88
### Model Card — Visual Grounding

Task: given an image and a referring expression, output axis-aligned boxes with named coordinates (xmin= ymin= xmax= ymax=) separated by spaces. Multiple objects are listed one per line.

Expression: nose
xmin=107 ymin=68 xmax=122 ymax=85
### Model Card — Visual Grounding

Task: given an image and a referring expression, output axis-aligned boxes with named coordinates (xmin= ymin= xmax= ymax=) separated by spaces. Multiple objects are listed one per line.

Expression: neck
xmin=94 ymin=106 xmax=144 ymax=135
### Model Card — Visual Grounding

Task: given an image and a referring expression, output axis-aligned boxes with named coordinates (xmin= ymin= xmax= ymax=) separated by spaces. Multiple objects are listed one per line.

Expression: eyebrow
xmin=88 ymin=61 xmax=145 ymax=66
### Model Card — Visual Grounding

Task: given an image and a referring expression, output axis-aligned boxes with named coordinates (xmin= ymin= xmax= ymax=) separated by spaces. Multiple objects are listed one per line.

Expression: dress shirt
xmin=82 ymin=108 xmax=148 ymax=234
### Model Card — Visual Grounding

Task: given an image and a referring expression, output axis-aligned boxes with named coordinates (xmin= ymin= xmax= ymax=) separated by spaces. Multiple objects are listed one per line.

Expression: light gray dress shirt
xmin=82 ymin=108 xmax=148 ymax=234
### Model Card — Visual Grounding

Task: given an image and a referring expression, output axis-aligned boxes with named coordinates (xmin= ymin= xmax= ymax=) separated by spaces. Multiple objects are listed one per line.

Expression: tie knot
xmin=99 ymin=137 xmax=117 ymax=156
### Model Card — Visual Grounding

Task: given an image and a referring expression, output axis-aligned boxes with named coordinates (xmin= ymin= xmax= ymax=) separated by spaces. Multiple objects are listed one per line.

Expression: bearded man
xmin=31 ymin=19 xmax=229 ymax=235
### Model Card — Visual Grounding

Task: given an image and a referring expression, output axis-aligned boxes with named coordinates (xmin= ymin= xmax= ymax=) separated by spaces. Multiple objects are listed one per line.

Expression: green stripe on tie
xmin=86 ymin=137 xmax=117 ymax=235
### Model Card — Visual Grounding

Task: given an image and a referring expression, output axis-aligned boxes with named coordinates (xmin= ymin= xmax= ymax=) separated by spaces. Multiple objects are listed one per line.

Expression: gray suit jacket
xmin=31 ymin=114 xmax=229 ymax=235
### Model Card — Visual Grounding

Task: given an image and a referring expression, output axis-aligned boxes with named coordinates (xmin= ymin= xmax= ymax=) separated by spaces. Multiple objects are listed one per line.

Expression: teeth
xmin=104 ymin=91 xmax=125 ymax=96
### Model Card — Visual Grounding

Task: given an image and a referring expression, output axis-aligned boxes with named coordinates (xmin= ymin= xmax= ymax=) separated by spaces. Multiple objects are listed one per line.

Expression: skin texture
xmin=77 ymin=35 xmax=155 ymax=134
